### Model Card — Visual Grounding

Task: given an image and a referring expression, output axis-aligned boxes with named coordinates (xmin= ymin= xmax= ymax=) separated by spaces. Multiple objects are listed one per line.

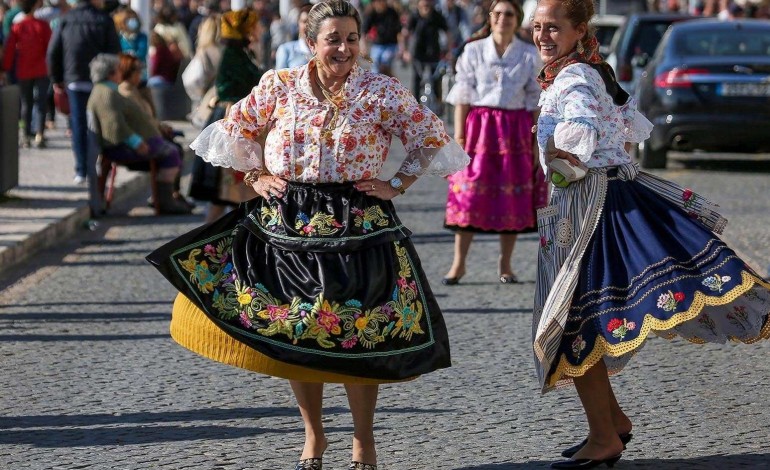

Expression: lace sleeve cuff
xmin=189 ymin=120 xmax=264 ymax=172
xmin=397 ymin=139 xmax=470 ymax=177
xmin=444 ymin=82 xmax=479 ymax=106
xmin=554 ymin=120 xmax=598 ymax=162
xmin=623 ymin=109 xmax=654 ymax=143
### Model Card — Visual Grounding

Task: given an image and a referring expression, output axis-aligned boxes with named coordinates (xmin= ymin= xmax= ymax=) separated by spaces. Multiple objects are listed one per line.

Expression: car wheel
xmin=638 ymin=141 xmax=667 ymax=169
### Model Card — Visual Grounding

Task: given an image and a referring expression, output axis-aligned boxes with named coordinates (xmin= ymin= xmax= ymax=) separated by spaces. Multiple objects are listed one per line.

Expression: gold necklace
xmin=315 ymin=75 xmax=346 ymax=134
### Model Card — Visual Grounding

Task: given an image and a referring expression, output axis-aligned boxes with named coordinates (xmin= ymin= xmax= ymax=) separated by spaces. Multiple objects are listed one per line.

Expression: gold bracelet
xmin=243 ymin=169 xmax=267 ymax=186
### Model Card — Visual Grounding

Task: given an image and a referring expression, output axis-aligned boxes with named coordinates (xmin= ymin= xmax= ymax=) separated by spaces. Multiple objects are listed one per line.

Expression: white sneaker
xmin=73 ymin=175 xmax=87 ymax=185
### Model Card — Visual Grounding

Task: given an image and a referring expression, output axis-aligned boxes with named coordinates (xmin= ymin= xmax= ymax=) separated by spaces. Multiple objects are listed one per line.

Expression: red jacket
xmin=2 ymin=16 xmax=52 ymax=80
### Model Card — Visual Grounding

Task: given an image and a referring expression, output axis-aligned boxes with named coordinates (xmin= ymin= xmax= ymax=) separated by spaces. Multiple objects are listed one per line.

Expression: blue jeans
xmin=370 ymin=43 xmax=398 ymax=73
xmin=67 ymin=88 xmax=91 ymax=178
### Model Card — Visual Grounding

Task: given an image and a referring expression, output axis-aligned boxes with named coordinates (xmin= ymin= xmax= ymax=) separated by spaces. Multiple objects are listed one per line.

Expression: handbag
xmin=53 ymin=87 xmax=70 ymax=115
xmin=181 ymin=53 xmax=209 ymax=100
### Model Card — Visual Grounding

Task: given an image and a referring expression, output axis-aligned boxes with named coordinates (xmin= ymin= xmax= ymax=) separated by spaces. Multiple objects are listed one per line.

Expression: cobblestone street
xmin=1 ymin=147 xmax=769 ymax=468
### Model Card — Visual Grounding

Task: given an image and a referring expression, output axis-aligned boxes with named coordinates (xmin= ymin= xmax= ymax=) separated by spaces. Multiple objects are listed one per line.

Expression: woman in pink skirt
xmin=443 ymin=0 xmax=548 ymax=285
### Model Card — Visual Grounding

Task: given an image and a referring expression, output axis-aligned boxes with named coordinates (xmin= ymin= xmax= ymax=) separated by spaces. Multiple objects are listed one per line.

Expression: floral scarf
xmin=537 ymin=36 xmax=605 ymax=90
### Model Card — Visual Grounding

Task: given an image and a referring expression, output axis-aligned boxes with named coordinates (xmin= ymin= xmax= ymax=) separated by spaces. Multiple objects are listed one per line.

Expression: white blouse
xmin=191 ymin=62 xmax=470 ymax=182
xmin=536 ymin=63 xmax=653 ymax=171
xmin=445 ymin=36 xmax=541 ymax=111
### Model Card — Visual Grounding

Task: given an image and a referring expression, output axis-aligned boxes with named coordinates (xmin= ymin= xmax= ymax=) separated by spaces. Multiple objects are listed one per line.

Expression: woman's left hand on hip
xmin=355 ymin=179 xmax=397 ymax=200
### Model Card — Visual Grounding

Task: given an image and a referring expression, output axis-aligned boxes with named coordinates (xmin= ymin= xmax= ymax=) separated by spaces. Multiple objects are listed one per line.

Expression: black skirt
xmin=147 ymin=182 xmax=451 ymax=380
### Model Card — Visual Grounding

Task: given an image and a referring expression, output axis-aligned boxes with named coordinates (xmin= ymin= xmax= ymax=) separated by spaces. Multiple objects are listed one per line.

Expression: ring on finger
xmin=371 ymin=184 xmax=376 ymax=190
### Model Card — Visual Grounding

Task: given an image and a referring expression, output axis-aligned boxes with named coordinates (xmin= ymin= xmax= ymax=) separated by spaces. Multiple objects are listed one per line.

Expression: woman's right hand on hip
xmin=252 ymin=174 xmax=287 ymax=200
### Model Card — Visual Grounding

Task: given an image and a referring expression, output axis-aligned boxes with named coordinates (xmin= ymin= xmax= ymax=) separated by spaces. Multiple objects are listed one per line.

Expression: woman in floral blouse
xmin=531 ymin=1 xmax=770 ymax=469
xmin=443 ymin=0 xmax=548 ymax=286
xmin=147 ymin=2 xmax=469 ymax=469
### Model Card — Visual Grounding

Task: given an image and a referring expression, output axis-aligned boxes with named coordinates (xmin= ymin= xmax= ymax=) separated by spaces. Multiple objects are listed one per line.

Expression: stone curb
xmin=0 ymin=171 xmax=150 ymax=274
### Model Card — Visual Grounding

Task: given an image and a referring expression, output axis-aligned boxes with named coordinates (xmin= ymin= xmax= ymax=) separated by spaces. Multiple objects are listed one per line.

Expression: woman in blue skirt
xmin=530 ymin=1 xmax=770 ymax=468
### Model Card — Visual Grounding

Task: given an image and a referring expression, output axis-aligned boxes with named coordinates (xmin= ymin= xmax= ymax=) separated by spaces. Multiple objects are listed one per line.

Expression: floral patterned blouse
xmin=445 ymin=36 xmax=541 ymax=111
xmin=536 ymin=63 xmax=653 ymax=171
xmin=191 ymin=62 xmax=469 ymax=182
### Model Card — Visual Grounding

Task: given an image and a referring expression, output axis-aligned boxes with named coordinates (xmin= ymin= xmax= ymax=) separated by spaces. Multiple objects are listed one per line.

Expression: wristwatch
xmin=389 ymin=177 xmax=405 ymax=195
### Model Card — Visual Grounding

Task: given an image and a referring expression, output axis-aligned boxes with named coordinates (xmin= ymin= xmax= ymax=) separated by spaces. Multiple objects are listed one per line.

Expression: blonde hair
xmin=113 ymin=8 xmax=140 ymax=34
xmin=197 ymin=13 xmax=221 ymax=50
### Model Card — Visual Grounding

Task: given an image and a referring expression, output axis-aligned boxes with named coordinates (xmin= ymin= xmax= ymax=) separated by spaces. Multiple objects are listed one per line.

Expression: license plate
xmin=719 ymin=83 xmax=770 ymax=96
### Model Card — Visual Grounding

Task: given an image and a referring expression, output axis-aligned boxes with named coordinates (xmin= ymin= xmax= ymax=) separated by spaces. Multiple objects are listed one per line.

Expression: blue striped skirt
xmin=533 ymin=164 xmax=770 ymax=392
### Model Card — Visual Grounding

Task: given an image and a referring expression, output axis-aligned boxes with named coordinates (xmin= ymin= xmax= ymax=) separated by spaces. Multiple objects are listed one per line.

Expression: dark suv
xmin=636 ymin=18 xmax=770 ymax=168
xmin=606 ymin=13 xmax=696 ymax=97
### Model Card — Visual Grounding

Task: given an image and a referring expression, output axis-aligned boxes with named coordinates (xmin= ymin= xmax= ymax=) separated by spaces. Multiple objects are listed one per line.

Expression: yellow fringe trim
xmin=170 ymin=293 xmax=414 ymax=385
xmin=548 ymin=271 xmax=770 ymax=389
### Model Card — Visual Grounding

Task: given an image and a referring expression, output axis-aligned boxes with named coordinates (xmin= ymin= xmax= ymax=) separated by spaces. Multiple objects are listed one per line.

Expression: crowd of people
xmin=2 ymin=0 xmax=770 ymax=469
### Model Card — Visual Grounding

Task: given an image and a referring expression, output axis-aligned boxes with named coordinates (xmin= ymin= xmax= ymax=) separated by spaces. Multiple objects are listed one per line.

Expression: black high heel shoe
xmin=499 ymin=273 xmax=518 ymax=284
xmin=561 ymin=433 xmax=632 ymax=458
xmin=295 ymin=458 xmax=322 ymax=470
xmin=442 ymin=276 xmax=462 ymax=285
xmin=550 ymin=454 xmax=622 ymax=469
xmin=348 ymin=462 xmax=377 ymax=470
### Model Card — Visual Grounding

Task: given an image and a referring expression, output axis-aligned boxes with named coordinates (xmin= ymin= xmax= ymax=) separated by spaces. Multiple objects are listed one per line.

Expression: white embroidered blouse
xmin=536 ymin=63 xmax=653 ymax=171
xmin=191 ymin=62 xmax=470 ymax=182
xmin=445 ymin=36 xmax=541 ymax=110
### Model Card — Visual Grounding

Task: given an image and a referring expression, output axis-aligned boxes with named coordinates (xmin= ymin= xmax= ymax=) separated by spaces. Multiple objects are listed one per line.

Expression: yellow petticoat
xmin=170 ymin=293 xmax=412 ymax=384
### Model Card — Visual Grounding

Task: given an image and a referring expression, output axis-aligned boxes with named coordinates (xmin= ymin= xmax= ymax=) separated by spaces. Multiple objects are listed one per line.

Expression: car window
xmin=632 ymin=21 xmax=676 ymax=57
xmin=675 ymin=30 xmax=770 ymax=56
xmin=600 ymin=0 xmax=647 ymax=15
xmin=595 ymin=25 xmax=619 ymax=50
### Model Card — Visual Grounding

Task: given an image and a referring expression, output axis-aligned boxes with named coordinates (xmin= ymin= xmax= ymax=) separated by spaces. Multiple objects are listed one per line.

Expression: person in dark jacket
xmin=46 ymin=0 xmax=120 ymax=184
xmin=401 ymin=0 xmax=449 ymax=100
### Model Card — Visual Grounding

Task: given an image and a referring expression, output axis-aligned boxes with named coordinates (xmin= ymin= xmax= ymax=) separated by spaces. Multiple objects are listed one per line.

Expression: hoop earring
xmin=576 ymin=40 xmax=585 ymax=55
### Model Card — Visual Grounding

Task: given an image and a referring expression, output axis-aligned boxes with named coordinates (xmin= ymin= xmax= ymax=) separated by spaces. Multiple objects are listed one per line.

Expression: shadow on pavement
xmin=454 ymin=463 xmax=550 ymax=469
xmin=0 ymin=407 xmax=340 ymax=430
xmin=621 ymin=453 xmax=770 ymax=468
xmin=456 ymin=453 xmax=770 ymax=469
xmin=0 ymin=424 xmax=328 ymax=447
xmin=0 ymin=311 xmax=168 ymax=323
xmin=0 ymin=333 xmax=168 ymax=342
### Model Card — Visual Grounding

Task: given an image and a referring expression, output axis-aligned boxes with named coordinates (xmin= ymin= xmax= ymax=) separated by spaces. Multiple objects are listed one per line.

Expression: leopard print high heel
xmin=294 ymin=458 xmax=322 ymax=470
xmin=348 ymin=462 xmax=376 ymax=470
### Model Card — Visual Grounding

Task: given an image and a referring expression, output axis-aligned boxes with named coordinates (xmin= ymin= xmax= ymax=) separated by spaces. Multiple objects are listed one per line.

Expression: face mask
xmin=126 ymin=18 xmax=139 ymax=31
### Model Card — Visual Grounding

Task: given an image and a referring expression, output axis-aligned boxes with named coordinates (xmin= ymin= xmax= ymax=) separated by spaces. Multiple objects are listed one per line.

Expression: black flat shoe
xmin=561 ymin=433 xmax=632 ymax=458
xmin=295 ymin=458 xmax=322 ymax=470
xmin=550 ymin=454 xmax=621 ymax=469
xmin=499 ymin=273 xmax=518 ymax=284
xmin=442 ymin=275 xmax=463 ymax=285
xmin=348 ymin=462 xmax=377 ymax=470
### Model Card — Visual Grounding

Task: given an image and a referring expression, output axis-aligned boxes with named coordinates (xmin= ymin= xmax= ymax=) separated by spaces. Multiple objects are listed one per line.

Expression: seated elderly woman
xmin=116 ymin=52 xmax=194 ymax=210
xmin=86 ymin=53 xmax=192 ymax=215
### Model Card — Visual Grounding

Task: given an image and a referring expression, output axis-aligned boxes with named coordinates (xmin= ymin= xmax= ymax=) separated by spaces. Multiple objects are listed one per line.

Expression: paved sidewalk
xmin=0 ymin=118 xmax=198 ymax=274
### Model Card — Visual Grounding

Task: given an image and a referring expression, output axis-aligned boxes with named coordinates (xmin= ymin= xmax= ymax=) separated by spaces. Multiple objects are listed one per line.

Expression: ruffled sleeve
xmin=552 ymin=65 xmax=602 ymax=162
xmin=380 ymin=77 xmax=470 ymax=177
xmin=444 ymin=47 xmax=478 ymax=105
xmin=189 ymin=69 xmax=278 ymax=172
xmin=620 ymin=96 xmax=653 ymax=143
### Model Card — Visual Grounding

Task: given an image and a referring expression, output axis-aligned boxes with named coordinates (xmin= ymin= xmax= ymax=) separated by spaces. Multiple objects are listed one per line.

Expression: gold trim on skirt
xmin=170 ymin=293 xmax=413 ymax=384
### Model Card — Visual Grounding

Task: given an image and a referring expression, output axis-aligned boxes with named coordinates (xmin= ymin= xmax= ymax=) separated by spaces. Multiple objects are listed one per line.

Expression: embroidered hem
xmin=548 ymin=272 xmax=770 ymax=389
